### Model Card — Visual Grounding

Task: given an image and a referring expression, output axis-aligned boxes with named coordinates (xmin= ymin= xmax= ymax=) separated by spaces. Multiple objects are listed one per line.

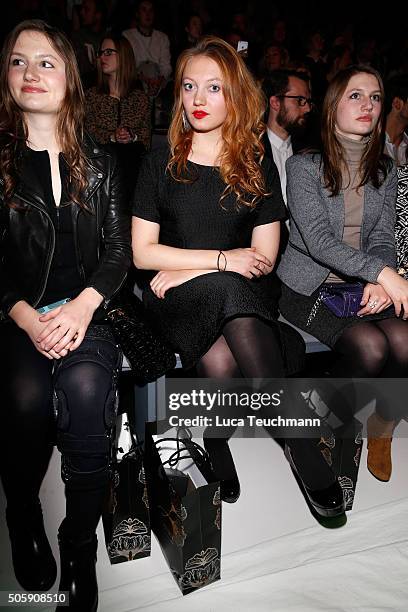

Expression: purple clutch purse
xmin=319 ymin=283 xmax=364 ymax=318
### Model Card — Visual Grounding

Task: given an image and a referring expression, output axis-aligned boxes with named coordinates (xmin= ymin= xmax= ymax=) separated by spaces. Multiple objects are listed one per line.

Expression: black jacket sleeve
xmin=86 ymin=155 xmax=133 ymax=304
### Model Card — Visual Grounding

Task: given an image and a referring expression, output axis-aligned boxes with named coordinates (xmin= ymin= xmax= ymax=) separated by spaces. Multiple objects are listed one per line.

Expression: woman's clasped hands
xmin=35 ymin=292 xmax=100 ymax=358
xmin=113 ymin=126 xmax=134 ymax=144
xmin=224 ymin=247 xmax=273 ymax=278
xmin=150 ymin=247 xmax=273 ymax=299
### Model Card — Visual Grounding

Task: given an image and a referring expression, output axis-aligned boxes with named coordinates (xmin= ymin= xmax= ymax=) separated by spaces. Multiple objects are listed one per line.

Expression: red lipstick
xmin=356 ymin=115 xmax=372 ymax=122
xmin=192 ymin=110 xmax=208 ymax=119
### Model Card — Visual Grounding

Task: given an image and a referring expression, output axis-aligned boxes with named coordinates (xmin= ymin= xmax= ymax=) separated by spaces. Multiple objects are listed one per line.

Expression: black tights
xmin=1 ymin=324 xmax=55 ymax=504
xmin=332 ymin=319 xmax=408 ymax=421
xmin=0 ymin=323 xmax=119 ymax=540
xmin=196 ymin=316 xmax=285 ymax=378
xmin=196 ymin=318 xmax=332 ymax=489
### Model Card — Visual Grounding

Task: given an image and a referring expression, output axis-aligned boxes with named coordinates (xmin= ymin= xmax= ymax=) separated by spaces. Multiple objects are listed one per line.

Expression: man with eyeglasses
xmin=262 ymin=70 xmax=313 ymax=205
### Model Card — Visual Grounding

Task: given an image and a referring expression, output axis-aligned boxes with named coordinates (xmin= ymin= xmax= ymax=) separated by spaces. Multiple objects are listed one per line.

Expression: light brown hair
xmin=321 ymin=64 xmax=390 ymax=196
xmin=97 ymin=35 xmax=138 ymax=98
xmin=0 ymin=19 xmax=88 ymax=208
xmin=168 ymin=36 xmax=267 ymax=208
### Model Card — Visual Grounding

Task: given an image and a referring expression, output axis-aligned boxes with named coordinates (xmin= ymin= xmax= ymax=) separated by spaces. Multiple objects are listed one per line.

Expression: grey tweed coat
xmin=277 ymin=153 xmax=398 ymax=296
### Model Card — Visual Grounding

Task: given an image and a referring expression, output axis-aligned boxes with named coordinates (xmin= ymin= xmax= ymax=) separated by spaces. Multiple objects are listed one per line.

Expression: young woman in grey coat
xmin=278 ymin=65 xmax=408 ymax=485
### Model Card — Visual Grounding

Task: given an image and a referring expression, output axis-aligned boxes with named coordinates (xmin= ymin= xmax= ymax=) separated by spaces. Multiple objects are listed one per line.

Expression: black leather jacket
xmin=0 ymin=134 xmax=132 ymax=320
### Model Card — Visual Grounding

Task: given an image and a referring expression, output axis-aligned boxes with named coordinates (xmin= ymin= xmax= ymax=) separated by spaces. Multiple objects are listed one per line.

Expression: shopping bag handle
xmin=118 ymin=419 xmax=144 ymax=460
xmin=155 ymin=434 xmax=209 ymax=468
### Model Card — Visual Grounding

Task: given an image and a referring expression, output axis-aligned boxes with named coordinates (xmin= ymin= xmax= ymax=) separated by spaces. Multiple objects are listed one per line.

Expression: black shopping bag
xmin=102 ymin=415 xmax=151 ymax=564
xmin=144 ymin=422 xmax=221 ymax=595
xmin=301 ymin=386 xmax=363 ymax=511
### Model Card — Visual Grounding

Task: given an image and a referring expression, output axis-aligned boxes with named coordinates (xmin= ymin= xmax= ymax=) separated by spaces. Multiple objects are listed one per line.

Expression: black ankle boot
xmin=57 ymin=523 xmax=98 ymax=611
xmin=6 ymin=499 xmax=57 ymax=592
xmin=203 ymin=437 xmax=240 ymax=503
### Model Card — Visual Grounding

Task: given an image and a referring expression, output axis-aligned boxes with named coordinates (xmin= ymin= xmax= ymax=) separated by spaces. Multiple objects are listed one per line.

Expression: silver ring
xmin=368 ymin=300 xmax=378 ymax=309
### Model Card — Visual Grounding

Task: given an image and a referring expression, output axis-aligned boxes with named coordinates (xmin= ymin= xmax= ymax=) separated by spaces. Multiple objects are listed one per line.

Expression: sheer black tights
xmin=196 ymin=316 xmax=285 ymax=379
xmin=0 ymin=324 xmax=55 ymax=506
xmin=332 ymin=319 xmax=408 ymax=421
xmin=197 ymin=317 xmax=285 ymax=485
xmin=333 ymin=319 xmax=408 ymax=377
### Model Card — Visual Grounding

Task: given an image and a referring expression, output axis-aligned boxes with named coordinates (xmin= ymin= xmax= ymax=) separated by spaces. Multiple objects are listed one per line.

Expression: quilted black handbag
xmin=106 ymin=291 xmax=176 ymax=382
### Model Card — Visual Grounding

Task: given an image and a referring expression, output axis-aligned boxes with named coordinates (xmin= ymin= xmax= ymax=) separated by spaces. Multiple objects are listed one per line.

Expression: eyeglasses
xmin=277 ymin=95 xmax=313 ymax=107
xmin=97 ymin=48 xmax=118 ymax=57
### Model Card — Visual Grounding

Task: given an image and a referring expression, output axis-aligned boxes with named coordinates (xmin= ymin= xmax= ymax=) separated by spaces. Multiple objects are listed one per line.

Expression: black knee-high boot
xmin=56 ymin=484 xmax=107 ymax=611
xmin=6 ymin=498 xmax=57 ymax=592
xmin=57 ymin=517 xmax=98 ymax=612
xmin=2 ymin=441 xmax=57 ymax=592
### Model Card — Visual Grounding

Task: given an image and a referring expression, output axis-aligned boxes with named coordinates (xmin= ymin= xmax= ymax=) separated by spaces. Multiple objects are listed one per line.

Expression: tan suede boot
xmin=367 ymin=412 xmax=396 ymax=482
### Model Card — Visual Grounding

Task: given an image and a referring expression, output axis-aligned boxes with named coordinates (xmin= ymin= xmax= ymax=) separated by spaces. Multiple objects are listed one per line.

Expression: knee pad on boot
xmin=53 ymin=350 xmax=119 ymax=490
xmin=57 ymin=431 xmax=111 ymax=490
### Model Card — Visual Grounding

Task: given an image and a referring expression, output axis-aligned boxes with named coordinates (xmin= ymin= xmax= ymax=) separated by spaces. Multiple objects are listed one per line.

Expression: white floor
xmin=1 ymin=432 xmax=407 ymax=611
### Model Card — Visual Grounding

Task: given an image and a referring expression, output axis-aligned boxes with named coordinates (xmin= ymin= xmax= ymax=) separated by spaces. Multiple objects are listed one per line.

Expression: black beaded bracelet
xmin=217 ymin=250 xmax=227 ymax=272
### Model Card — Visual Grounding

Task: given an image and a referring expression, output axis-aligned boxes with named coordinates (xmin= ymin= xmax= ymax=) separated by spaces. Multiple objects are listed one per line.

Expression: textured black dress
xmin=132 ymin=146 xmax=304 ymax=371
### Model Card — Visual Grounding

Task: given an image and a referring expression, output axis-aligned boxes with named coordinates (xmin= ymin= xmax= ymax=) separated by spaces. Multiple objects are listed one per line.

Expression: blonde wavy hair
xmin=0 ymin=20 xmax=88 ymax=209
xmin=168 ymin=36 xmax=267 ymax=208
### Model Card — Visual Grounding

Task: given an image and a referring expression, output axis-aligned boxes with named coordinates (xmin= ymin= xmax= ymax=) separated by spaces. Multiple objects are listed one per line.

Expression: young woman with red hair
xmin=132 ymin=36 xmax=343 ymax=516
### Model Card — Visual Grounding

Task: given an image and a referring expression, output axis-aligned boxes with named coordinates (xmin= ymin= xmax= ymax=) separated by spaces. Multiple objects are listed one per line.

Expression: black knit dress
xmin=132 ymin=146 xmax=304 ymax=372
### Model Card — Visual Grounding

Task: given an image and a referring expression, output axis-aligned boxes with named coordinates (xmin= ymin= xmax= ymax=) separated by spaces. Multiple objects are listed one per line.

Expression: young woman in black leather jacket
xmin=0 ymin=20 xmax=131 ymax=610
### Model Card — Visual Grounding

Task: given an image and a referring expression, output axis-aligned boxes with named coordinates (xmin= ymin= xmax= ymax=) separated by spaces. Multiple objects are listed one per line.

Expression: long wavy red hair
xmin=168 ymin=36 xmax=267 ymax=208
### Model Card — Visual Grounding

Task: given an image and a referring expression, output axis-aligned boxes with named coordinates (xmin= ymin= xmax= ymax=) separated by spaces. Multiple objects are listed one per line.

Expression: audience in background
xmin=262 ymin=70 xmax=313 ymax=204
xmin=123 ymin=0 xmax=171 ymax=97
xmin=71 ymin=0 xmax=106 ymax=88
xmin=258 ymin=43 xmax=289 ymax=79
xmin=85 ymin=35 xmax=151 ymax=195
xmin=326 ymin=44 xmax=353 ymax=83
xmin=2 ymin=1 xmax=407 ymax=135
xmin=173 ymin=12 xmax=203 ymax=65
xmin=303 ymin=27 xmax=327 ymax=104
xmin=384 ymin=74 xmax=408 ymax=166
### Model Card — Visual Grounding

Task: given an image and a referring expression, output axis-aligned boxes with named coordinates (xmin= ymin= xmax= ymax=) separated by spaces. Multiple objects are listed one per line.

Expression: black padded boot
xmin=6 ymin=499 xmax=57 ymax=592
xmin=56 ymin=521 xmax=98 ymax=611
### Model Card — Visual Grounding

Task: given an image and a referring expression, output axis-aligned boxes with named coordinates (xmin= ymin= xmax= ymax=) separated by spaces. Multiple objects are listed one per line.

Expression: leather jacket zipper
xmin=16 ymin=194 xmax=56 ymax=308
xmin=71 ymin=207 xmax=86 ymax=284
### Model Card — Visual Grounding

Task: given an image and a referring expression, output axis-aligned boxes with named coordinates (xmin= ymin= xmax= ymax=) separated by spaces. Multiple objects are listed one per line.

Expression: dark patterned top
xmin=395 ymin=164 xmax=408 ymax=277
xmin=131 ymin=145 xmax=290 ymax=369
xmin=132 ymin=145 xmax=286 ymax=251
xmin=85 ymin=87 xmax=151 ymax=149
